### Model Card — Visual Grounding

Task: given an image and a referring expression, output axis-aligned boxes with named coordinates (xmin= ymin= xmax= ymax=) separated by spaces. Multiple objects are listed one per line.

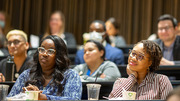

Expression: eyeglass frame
xmin=7 ymin=40 xmax=24 ymax=46
xmin=128 ymin=49 xmax=146 ymax=61
xmin=38 ymin=47 xmax=56 ymax=56
xmin=158 ymin=26 xmax=173 ymax=32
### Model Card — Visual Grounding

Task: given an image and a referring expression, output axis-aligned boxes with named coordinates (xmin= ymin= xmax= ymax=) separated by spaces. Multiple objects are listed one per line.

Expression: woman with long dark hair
xmin=8 ymin=35 xmax=82 ymax=100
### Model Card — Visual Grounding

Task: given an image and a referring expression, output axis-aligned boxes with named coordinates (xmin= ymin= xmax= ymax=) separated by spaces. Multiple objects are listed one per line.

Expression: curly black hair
xmin=136 ymin=40 xmax=162 ymax=72
xmin=25 ymin=35 xmax=70 ymax=95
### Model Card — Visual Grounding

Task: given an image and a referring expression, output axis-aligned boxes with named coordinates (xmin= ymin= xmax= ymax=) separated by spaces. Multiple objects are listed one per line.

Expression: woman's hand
xmin=0 ymin=73 xmax=5 ymax=82
xmin=22 ymin=84 xmax=47 ymax=100
xmin=23 ymin=84 xmax=40 ymax=91
xmin=39 ymin=93 xmax=48 ymax=100
xmin=126 ymin=65 xmax=138 ymax=78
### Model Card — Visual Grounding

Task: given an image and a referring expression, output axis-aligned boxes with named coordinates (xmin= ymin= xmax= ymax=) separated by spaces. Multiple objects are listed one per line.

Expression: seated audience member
xmin=8 ymin=35 xmax=82 ymax=100
xmin=0 ymin=30 xmax=32 ymax=82
xmin=75 ymin=20 xmax=124 ymax=65
xmin=155 ymin=14 xmax=180 ymax=65
xmin=166 ymin=86 xmax=180 ymax=101
xmin=0 ymin=33 xmax=9 ymax=56
xmin=105 ymin=17 xmax=126 ymax=47
xmin=109 ymin=40 xmax=173 ymax=100
xmin=74 ymin=40 xmax=121 ymax=82
xmin=0 ymin=11 xmax=11 ymax=56
xmin=0 ymin=11 xmax=11 ymax=36
xmin=42 ymin=11 xmax=77 ymax=49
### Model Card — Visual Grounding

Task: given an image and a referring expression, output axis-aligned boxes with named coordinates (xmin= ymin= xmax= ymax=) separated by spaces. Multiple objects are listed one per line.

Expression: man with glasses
xmin=155 ymin=14 xmax=180 ymax=65
xmin=0 ymin=29 xmax=32 ymax=82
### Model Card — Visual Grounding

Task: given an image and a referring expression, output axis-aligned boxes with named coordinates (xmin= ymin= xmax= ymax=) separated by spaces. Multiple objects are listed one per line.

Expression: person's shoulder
xmin=154 ymin=38 xmax=162 ymax=44
xmin=154 ymin=73 xmax=170 ymax=81
xmin=0 ymin=58 xmax=7 ymax=64
xmin=106 ymin=43 xmax=122 ymax=52
xmin=22 ymin=69 xmax=31 ymax=74
xmin=64 ymin=32 xmax=74 ymax=37
xmin=115 ymin=36 xmax=124 ymax=39
xmin=65 ymin=69 xmax=79 ymax=76
xmin=74 ymin=63 xmax=86 ymax=69
xmin=18 ymin=69 xmax=31 ymax=78
xmin=103 ymin=61 xmax=117 ymax=67
xmin=76 ymin=49 xmax=84 ymax=54
xmin=175 ymin=35 xmax=180 ymax=42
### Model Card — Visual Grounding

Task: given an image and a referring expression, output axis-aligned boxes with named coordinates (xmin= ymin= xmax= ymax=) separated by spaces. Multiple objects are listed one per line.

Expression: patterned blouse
xmin=8 ymin=69 xmax=82 ymax=100
xmin=109 ymin=72 xmax=173 ymax=100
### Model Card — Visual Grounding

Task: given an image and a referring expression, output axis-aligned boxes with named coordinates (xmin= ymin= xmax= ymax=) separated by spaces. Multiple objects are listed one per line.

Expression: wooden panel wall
xmin=0 ymin=0 xmax=180 ymax=44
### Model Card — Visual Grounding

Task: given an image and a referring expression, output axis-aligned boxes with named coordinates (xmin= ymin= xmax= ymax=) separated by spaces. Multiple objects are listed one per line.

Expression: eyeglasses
xmin=129 ymin=49 xmax=145 ymax=61
xmin=38 ymin=47 xmax=56 ymax=56
xmin=158 ymin=26 xmax=173 ymax=32
xmin=7 ymin=40 xmax=22 ymax=46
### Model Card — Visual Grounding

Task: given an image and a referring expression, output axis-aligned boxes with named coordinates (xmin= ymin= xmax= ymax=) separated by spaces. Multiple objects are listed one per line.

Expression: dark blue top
xmin=75 ymin=43 xmax=124 ymax=65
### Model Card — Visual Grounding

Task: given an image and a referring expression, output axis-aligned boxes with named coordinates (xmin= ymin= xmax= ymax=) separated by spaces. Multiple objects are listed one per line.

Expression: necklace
xmin=42 ymin=75 xmax=52 ymax=80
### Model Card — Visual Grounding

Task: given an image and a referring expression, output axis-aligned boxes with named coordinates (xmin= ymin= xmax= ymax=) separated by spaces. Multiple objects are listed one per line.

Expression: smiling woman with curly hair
xmin=108 ymin=40 xmax=173 ymax=100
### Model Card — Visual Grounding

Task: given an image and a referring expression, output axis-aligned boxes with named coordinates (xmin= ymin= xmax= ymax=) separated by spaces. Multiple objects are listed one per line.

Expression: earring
xmin=147 ymin=67 xmax=150 ymax=72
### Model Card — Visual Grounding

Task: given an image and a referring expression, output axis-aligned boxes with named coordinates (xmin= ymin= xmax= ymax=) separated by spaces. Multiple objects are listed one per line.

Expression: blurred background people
xmin=147 ymin=33 xmax=157 ymax=41
xmin=155 ymin=14 xmax=180 ymax=65
xmin=0 ymin=11 xmax=12 ymax=56
xmin=42 ymin=11 xmax=77 ymax=49
xmin=0 ymin=33 xmax=9 ymax=56
xmin=0 ymin=30 xmax=32 ymax=82
xmin=105 ymin=17 xmax=126 ymax=47
xmin=74 ymin=40 xmax=121 ymax=82
xmin=75 ymin=20 xmax=124 ymax=65
xmin=166 ymin=86 xmax=180 ymax=101
xmin=0 ymin=11 xmax=11 ymax=35
xmin=8 ymin=35 xmax=82 ymax=100
xmin=109 ymin=40 xmax=173 ymax=100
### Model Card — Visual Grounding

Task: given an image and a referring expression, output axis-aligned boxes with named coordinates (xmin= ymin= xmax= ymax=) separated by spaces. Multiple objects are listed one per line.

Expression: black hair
xmin=92 ymin=20 xmax=106 ymax=31
xmin=86 ymin=40 xmax=106 ymax=60
xmin=25 ymin=35 xmax=70 ymax=95
xmin=136 ymin=40 xmax=162 ymax=72
xmin=157 ymin=14 xmax=178 ymax=28
xmin=107 ymin=17 xmax=120 ymax=29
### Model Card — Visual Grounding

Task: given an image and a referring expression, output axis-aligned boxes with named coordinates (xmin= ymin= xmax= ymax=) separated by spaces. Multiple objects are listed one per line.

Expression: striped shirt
xmin=109 ymin=72 xmax=173 ymax=100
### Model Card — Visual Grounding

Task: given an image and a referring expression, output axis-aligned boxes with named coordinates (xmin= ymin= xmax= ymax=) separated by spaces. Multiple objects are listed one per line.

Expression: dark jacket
xmin=0 ymin=56 xmax=33 ymax=81
xmin=155 ymin=35 xmax=180 ymax=61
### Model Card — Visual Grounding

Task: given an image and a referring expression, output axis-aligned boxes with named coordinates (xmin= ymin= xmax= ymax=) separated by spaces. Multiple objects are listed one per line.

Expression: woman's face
xmin=39 ymin=39 xmax=56 ymax=71
xmin=49 ymin=13 xmax=63 ymax=32
xmin=105 ymin=21 xmax=117 ymax=36
xmin=84 ymin=42 xmax=104 ymax=65
xmin=128 ymin=43 xmax=152 ymax=73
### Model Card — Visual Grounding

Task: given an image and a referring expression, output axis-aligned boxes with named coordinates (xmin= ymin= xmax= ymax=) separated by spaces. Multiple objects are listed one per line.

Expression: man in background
xmin=0 ymin=29 xmax=32 ymax=82
xmin=155 ymin=14 xmax=180 ymax=65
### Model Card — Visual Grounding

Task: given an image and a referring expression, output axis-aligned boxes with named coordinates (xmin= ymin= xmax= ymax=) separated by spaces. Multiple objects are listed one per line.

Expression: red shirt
xmin=109 ymin=73 xmax=173 ymax=100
